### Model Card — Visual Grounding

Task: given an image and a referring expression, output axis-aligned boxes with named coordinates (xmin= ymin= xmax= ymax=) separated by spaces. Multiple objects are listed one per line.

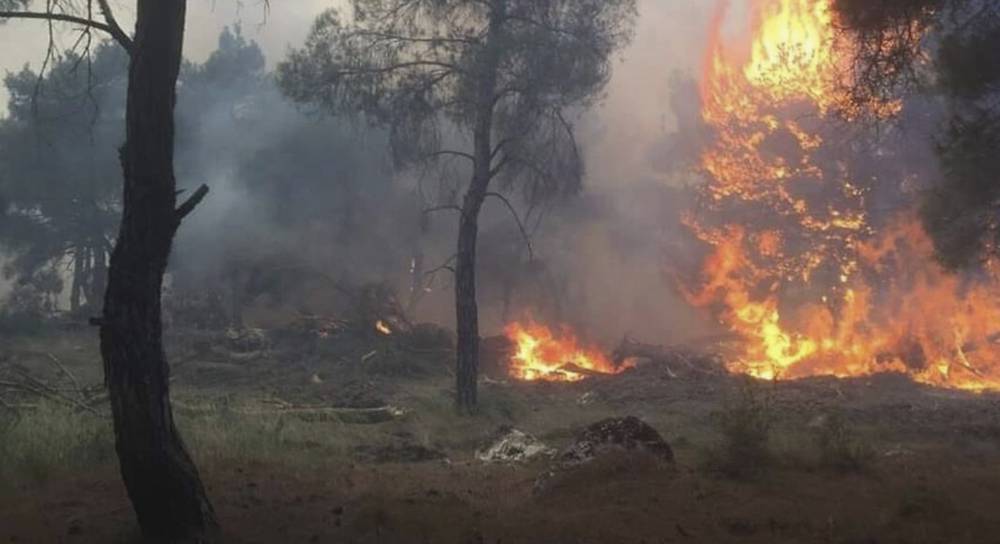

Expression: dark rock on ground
xmin=560 ymin=416 xmax=674 ymax=465
xmin=533 ymin=417 xmax=674 ymax=495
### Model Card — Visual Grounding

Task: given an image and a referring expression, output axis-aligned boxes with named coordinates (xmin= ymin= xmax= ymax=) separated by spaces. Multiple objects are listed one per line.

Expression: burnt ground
xmin=3 ymin=329 xmax=1000 ymax=543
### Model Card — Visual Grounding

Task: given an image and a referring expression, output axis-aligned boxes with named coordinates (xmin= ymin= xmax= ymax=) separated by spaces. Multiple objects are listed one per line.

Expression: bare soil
xmin=3 ymin=330 xmax=1000 ymax=543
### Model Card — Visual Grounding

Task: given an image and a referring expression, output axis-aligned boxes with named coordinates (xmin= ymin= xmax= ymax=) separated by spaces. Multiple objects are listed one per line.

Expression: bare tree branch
xmin=423 ymin=204 xmax=462 ymax=215
xmin=95 ymin=0 xmax=133 ymax=51
xmin=0 ymin=8 xmax=132 ymax=52
xmin=424 ymin=150 xmax=476 ymax=163
xmin=485 ymin=191 xmax=533 ymax=260
xmin=175 ymin=184 xmax=210 ymax=222
xmin=425 ymin=253 xmax=458 ymax=281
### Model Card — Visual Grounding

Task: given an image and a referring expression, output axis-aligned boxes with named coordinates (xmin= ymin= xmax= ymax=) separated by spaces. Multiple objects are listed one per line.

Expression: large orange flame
xmin=687 ymin=0 xmax=1000 ymax=391
xmin=505 ymin=320 xmax=629 ymax=382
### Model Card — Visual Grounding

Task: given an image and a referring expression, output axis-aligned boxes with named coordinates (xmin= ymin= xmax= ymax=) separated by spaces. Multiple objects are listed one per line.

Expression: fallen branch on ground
xmin=0 ymin=353 xmax=104 ymax=415
xmin=171 ymin=401 xmax=406 ymax=424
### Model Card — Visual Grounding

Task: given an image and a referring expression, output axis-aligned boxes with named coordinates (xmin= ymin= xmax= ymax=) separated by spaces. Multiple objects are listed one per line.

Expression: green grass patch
xmin=0 ymin=402 xmax=114 ymax=488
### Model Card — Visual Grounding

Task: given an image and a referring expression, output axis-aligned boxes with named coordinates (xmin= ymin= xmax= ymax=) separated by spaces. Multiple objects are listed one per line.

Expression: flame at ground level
xmin=699 ymin=217 xmax=1000 ymax=393
xmin=505 ymin=321 xmax=631 ymax=382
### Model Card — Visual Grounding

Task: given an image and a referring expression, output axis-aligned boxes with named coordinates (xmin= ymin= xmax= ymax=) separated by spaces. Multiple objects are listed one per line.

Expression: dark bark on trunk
xmin=455 ymin=175 xmax=488 ymax=412
xmin=70 ymin=246 xmax=84 ymax=313
xmin=455 ymin=0 xmax=505 ymax=413
xmin=99 ymin=1 xmax=218 ymax=541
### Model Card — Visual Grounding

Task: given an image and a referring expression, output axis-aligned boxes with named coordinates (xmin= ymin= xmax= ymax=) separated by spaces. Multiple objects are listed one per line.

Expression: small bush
xmin=0 ymin=283 xmax=51 ymax=335
xmin=813 ymin=413 xmax=873 ymax=472
xmin=709 ymin=380 xmax=773 ymax=478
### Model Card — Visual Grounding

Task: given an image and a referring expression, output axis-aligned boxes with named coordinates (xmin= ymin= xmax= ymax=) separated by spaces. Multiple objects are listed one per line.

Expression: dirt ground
xmin=3 ymin=330 xmax=1000 ymax=543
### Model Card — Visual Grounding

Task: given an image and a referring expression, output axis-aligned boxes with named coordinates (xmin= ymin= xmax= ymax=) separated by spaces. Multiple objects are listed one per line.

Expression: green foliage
xmin=921 ymin=110 xmax=1000 ymax=269
xmin=938 ymin=21 xmax=1000 ymax=100
xmin=922 ymin=5 xmax=1000 ymax=269
xmin=277 ymin=0 xmax=637 ymax=205
xmin=834 ymin=0 xmax=1000 ymax=269
xmin=176 ymin=24 xmax=267 ymax=148
xmin=0 ymin=0 xmax=29 ymax=11
xmin=0 ymin=402 xmax=114 ymax=487
xmin=0 ymin=41 xmax=127 ymax=310
xmin=189 ymin=25 xmax=266 ymax=91
xmin=179 ymin=404 xmax=293 ymax=465
xmin=166 ymin=25 xmax=398 ymax=294
xmin=0 ymin=25 xmax=394 ymax=316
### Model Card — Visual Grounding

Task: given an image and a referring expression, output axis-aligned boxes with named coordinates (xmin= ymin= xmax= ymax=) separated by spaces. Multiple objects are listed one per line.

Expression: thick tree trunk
xmin=455 ymin=176 xmax=488 ymax=412
xmin=454 ymin=0 xmax=504 ymax=413
xmin=99 ymin=1 xmax=217 ymax=541
xmin=70 ymin=245 xmax=84 ymax=313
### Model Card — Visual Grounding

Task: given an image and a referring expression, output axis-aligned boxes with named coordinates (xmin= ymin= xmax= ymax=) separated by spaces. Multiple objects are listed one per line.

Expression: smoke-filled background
xmin=0 ymin=0 xmax=723 ymax=344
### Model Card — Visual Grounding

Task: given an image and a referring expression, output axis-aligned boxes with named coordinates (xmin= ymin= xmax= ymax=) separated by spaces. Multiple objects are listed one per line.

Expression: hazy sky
xmin=0 ymin=0 xmax=335 ymax=112
xmin=0 ymin=0 xmax=714 ymax=183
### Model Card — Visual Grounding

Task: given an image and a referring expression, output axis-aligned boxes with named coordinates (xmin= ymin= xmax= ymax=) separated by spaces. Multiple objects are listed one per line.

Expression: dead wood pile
xmin=558 ymin=416 xmax=674 ymax=465
xmin=612 ymin=336 xmax=726 ymax=379
xmin=0 ymin=351 xmax=105 ymax=415
xmin=172 ymin=398 xmax=405 ymax=424
xmin=533 ymin=416 xmax=674 ymax=495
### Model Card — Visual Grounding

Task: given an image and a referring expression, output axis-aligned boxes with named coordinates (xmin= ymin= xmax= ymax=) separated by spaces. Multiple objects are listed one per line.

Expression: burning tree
xmin=675 ymin=0 xmax=1000 ymax=391
xmin=832 ymin=0 xmax=1000 ymax=270
xmin=278 ymin=0 xmax=637 ymax=411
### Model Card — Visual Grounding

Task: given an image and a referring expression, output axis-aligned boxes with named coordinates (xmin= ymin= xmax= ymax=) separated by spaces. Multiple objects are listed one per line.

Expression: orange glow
xmin=375 ymin=320 xmax=392 ymax=335
xmin=505 ymin=320 xmax=631 ymax=382
xmin=685 ymin=0 xmax=1000 ymax=392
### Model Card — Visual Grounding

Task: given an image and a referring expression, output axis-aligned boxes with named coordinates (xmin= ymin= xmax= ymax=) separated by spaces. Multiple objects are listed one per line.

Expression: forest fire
xmin=683 ymin=0 xmax=1000 ymax=392
xmin=505 ymin=321 xmax=630 ymax=382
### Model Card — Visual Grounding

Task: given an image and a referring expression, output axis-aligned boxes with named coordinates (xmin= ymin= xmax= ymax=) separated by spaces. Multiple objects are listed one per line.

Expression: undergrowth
xmin=812 ymin=412 xmax=873 ymax=472
xmin=0 ymin=402 xmax=113 ymax=488
xmin=707 ymin=379 xmax=774 ymax=478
